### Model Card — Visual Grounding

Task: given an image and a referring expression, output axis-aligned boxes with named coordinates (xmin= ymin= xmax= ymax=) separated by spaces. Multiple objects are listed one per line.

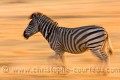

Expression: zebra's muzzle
xmin=23 ymin=31 xmax=30 ymax=39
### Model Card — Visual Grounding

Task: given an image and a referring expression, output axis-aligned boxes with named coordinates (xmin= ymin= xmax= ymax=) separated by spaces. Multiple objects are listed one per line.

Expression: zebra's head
xmin=23 ymin=12 xmax=58 ymax=39
xmin=23 ymin=12 xmax=42 ymax=39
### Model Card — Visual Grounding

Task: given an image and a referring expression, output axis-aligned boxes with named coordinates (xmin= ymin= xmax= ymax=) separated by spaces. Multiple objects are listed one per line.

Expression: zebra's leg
xmin=90 ymin=49 xmax=108 ymax=75
xmin=48 ymin=52 xmax=65 ymax=66
xmin=55 ymin=52 xmax=65 ymax=66
xmin=48 ymin=52 xmax=67 ymax=74
xmin=47 ymin=53 xmax=60 ymax=65
xmin=56 ymin=53 xmax=68 ymax=74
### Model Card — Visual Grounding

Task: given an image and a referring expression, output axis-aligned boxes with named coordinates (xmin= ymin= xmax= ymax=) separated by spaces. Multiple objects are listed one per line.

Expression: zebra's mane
xmin=29 ymin=12 xmax=58 ymax=26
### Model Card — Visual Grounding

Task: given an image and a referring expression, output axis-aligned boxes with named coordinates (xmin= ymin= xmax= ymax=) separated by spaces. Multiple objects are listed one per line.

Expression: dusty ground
xmin=0 ymin=0 xmax=120 ymax=80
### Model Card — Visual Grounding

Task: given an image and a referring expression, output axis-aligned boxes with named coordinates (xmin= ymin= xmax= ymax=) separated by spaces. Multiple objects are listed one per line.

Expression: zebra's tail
xmin=106 ymin=33 xmax=113 ymax=55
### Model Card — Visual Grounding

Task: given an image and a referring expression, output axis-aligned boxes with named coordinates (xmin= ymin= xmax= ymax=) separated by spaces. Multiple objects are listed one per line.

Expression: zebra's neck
xmin=39 ymin=22 xmax=58 ymax=41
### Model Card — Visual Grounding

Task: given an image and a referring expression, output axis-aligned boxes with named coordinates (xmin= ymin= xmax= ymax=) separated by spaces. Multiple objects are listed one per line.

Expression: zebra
xmin=23 ymin=12 xmax=113 ymax=72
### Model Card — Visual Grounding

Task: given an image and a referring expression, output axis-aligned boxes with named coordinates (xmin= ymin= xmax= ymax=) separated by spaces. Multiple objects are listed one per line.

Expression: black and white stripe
xmin=23 ymin=12 xmax=113 ymax=67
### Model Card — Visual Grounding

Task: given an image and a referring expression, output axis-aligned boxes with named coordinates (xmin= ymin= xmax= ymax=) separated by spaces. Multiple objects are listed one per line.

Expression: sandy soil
xmin=0 ymin=0 xmax=120 ymax=80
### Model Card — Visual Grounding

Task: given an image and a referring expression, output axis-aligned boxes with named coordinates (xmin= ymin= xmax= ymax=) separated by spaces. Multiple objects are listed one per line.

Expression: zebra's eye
xmin=29 ymin=22 xmax=33 ymax=25
xmin=29 ymin=20 xmax=34 ymax=26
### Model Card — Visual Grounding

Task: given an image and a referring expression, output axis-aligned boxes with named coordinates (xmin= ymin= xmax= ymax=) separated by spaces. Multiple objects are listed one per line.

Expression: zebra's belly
xmin=63 ymin=44 xmax=87 ymax=54
xmin=65 ymin=49 xmax=87 ymax=54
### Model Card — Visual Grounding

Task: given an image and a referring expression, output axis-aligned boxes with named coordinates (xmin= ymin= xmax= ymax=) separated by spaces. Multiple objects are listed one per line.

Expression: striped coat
xmin=23 ymin=12 xmax=113 ymax=69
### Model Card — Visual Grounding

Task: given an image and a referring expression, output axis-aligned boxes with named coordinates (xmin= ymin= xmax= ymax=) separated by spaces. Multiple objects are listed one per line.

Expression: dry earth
xmin=0 ymin=0 xmax=120 ymax=80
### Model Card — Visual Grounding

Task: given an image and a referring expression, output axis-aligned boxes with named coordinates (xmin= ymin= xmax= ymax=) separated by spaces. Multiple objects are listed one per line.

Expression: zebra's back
xmin=58 ymin=25 xmax=107 ymax=54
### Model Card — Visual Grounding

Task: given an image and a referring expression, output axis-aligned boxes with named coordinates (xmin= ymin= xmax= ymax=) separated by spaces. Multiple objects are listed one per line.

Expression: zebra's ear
xmin=29 ymin=12 xmax=42 ymax=19
xmin=29 ymin=13 xmax=37 ymax=19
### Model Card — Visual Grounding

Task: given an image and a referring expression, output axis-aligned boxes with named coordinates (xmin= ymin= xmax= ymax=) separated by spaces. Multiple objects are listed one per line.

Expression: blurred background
xmin=0 ymin=0 xmax=120 ymax=80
